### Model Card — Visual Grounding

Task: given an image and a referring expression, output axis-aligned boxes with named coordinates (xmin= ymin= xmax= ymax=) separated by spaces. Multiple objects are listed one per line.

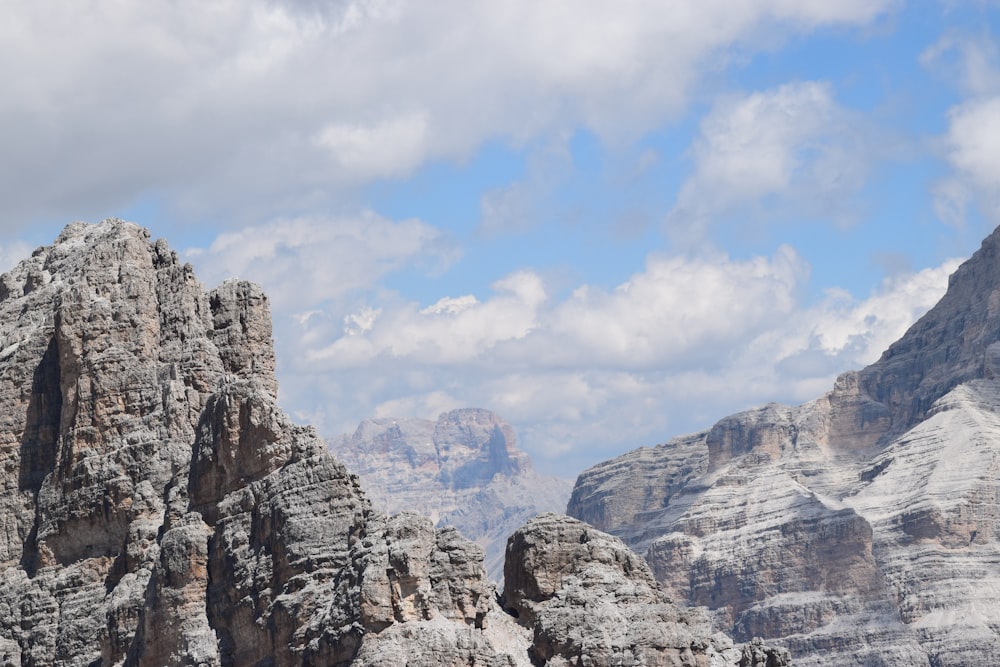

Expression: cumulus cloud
xmin=268 ymin=238 xmax=957 ymax=473
xmin=312 ymin=269 xmax=547 ymax=366
xmin=184 ymin=212 xmax=456 ymax=309
xmin=667 ymin=81 xmax=879 ymax=240
xmin=923 ymin=30 xmax=1000 ymax=229
xmin=542 ymin=246 xmax=806 ymax=368
xmin=740 ymin=259 xmax=963 ymax=394
xmin=0 ymin=0 xmax=895 ymax=228
xmin=943 ymin=97 xmax=1000 ymax=191
xmin=306 ymin=247 xmax=805 ymax=371
xmin=939 ymin=95 xmax=1000 ymax=225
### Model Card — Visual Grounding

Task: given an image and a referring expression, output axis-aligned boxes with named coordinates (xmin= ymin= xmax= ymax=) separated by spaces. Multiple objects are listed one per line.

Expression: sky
xmin=3 ymin=0 xmax=1000 ymax=477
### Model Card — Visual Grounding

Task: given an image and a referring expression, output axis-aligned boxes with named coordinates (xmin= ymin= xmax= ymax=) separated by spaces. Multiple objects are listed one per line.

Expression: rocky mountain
xmin=0 ymin=219 xmax=784 ymax=666
xmin=568 ymin=225 xmax=1000 ymax=665
xmin=329 ymin=410 xmax=573 ymax=581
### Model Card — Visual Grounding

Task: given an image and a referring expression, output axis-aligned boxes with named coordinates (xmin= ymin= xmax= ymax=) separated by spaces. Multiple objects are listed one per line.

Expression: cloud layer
xmin=0 ymin=0 xmax=893 ymax=227
xmin=187 ymin=221 xmax=958 ymax=473
xmin=10 ymin=0 xmax=992 ymax=478
xmin=668 ymin=82 xmax=878 ymax=240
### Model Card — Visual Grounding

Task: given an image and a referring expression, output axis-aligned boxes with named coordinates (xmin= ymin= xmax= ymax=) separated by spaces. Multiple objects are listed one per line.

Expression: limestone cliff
xmin=569 ymin=225 xmax=1000 ymax=666
xmin=0 ymin=220 xmax=776 ymax=666
xmin=329 ymin=410 xmax=573 ymax=582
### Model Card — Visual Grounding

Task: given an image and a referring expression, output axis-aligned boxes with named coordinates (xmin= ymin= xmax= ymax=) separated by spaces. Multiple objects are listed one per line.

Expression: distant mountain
xmin=568 ymin=225 xmax=1000 ymax=665
xmin=329 ymin=408 xmax=573 ymax=581
xmin=0 ymin=220 xmax=787 ymax=666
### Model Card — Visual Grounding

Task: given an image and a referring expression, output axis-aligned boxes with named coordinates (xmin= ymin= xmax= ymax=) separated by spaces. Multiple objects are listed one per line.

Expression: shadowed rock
xmin=0 ymin=220 xmax=777 ymax=666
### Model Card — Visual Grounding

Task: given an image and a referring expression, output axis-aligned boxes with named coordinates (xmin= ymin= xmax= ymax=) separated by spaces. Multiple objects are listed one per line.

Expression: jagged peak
xmin=856 ymin=223 xmax=1000 ymax=438
xmin=0 ymin=221 xmax=778 ymax=666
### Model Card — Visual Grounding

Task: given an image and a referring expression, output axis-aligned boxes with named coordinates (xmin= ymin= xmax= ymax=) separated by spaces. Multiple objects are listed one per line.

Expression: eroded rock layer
xmin=569 ymin=225 xmax=1000 ymax=666
xmin=0 ymin=220 xmax=775 ymax=666
xmin=503 ymin=513 xmax=790 ymax=667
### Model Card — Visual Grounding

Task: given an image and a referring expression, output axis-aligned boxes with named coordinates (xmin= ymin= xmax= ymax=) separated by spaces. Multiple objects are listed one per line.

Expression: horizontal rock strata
xmin=503 ymin=513 xmax=791 ymax=667
xmin=569 ymin=225 xmax=1000 ymax=666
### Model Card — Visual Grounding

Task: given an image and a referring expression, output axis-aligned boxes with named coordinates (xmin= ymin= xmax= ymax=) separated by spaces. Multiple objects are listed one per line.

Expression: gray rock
xmin=503 ymin=513 xmax=790 ymax=667
xmin=569 ymin=224 xmax=1000 ymax=665
xmin=0 ymin=220 xmax=767 ymax=666
xmin=330 ymin=410 xmax=574 ymax=582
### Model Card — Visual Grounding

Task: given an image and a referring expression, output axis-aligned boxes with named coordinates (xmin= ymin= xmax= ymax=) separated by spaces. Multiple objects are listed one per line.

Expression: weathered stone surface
xmin=330 ymin=409 xmax=573 ymax=581
xmin=503 ymin=514 xmax=791 ymax=667
xmin=0 ymin=221 xmax=513 ymax=665
xmin=352 ymin=513 xmax=532 ymax=666
xmin=0 ymin=220 xmax=771 ymax=666
xmin=569 ymin=224 xmax=1000 ymax=665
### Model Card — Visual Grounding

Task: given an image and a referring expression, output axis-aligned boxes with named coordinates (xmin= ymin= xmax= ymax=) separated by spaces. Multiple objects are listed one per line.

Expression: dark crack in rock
xmin=0 ymin=220 xmax=778 ymax=666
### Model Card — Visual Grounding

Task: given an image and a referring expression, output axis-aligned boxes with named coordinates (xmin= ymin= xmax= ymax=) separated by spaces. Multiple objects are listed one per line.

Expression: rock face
xmin=503 ymin=514 xmax=791 ymax=667
xmin=0 ymin=220 xmax=774 ymax=666
xmin=568 ymin=225 xmax=1000 ymax=666
xmin=329 ymin=410 xmax=573 ymax=581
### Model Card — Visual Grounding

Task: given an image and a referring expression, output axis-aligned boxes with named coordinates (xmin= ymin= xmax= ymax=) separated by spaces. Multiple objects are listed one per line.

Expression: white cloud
xmin=944 ymin=96 xmax=1000 ymax=190
xmin=924 ymin=31 xmax=1000 ymax=229
xmin=0 ymin=0 xmax=895 ymax=228
xmin=343 ymin=306 xmax=381 ymax=335
xmin=306 ymin=246 xmax=806 ymax=371
xmin=542 ymin=246 xmax=808 ymax=367
xmin=311 ymin=270 xmax=547 ymax=366
xmin=810 ymin=262 xmax=963 ymax=361
xmin=421 ymin=295 xmax=478 ymax=316
xmin=667 ymin=81 xmax=880 ymax=240
xmin=744 ymin=258 xmax=963 ymax=394
xmin=937 ymin=95 xmax=1000 ymax=225
xmin=921 ymin=30 xmax=1000 ymax=97
xmin=274 ymin=247 xmax=957 ymax=474
xmin=317 ymin=112 xmax=430 ymax=179
xmin=183 ymin=212 xmax=455 ymax=309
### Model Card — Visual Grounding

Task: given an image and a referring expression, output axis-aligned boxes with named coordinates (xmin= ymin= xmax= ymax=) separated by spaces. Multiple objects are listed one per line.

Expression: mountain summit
xmin=0 ymin=220 xmax=784 ymax=666
xmin=569 ymin=226 xmax=1000 ymax=665
xmin=329 ymin=409 xmax=573 ymax=581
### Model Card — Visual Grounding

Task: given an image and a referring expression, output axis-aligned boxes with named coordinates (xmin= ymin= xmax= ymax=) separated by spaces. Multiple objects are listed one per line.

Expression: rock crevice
xmin=0 ymin=220 xmax=776 ymax=666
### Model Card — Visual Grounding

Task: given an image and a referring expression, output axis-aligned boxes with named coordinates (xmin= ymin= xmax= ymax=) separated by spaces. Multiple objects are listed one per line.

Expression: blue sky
xmin=4 ymin=1 xmax=1000 ymax=476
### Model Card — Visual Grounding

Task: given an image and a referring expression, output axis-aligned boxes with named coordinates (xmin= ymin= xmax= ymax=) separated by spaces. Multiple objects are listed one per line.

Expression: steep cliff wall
xmin=569 ymin=225 xmax=1000 ymax=666
xmin=0 ymin=220 xmax=776 ymax=666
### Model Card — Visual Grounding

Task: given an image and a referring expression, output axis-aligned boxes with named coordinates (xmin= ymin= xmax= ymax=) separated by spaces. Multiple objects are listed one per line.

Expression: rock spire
xmin=0 ymin=220 xmax=778 ymax=666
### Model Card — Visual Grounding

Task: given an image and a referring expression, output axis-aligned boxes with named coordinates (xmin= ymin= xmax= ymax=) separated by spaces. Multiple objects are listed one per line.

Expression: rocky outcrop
xmin=503 ymin=514 xmax=791 ymax=667
xmin=569 ymin=225 xmax=1000 ymax=666
xmin=0 ymin=220 xmax=773 ymax=666
xmin=329 ymin=410 xmax=573 ymax=581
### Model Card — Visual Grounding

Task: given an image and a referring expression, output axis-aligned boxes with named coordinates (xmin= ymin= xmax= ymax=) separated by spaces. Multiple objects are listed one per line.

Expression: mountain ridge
xmin=568 ymin=224 xmax=1000 ymax=665
xmin=0 ymin=219 xmax=784 ymax=666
